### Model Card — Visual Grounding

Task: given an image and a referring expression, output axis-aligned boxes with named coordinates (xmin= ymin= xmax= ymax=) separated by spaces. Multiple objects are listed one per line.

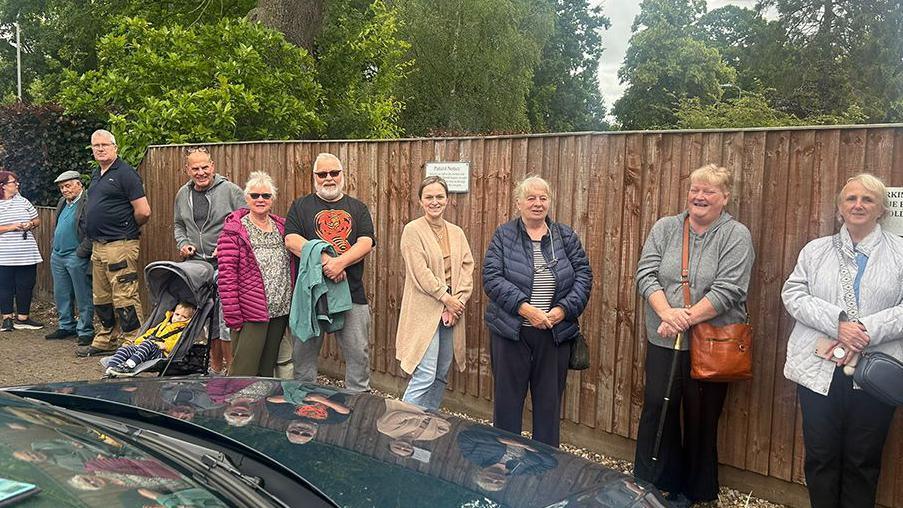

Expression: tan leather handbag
xmin=681 ymin=217 xmax=753 ymax=382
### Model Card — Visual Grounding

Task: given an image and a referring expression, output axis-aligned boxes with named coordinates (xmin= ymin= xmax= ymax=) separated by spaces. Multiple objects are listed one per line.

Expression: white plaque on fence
xmin=425 ymin=161 xmax=470 ymax=193
xmin=886 ymin=187 xmax=903 ymax=236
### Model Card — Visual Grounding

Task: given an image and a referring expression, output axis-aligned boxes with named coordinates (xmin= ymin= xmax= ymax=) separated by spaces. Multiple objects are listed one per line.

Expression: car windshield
xmin=0 ymin=394 xmax=230 ymax=507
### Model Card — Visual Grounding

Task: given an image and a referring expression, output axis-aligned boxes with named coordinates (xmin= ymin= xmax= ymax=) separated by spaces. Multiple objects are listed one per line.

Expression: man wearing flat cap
xmin=45 ymin=170 xmax=94 ymax=343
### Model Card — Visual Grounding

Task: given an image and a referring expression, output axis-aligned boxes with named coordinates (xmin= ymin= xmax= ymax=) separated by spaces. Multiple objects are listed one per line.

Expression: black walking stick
xmin=652 ymin=331 xmax=683 ymax=463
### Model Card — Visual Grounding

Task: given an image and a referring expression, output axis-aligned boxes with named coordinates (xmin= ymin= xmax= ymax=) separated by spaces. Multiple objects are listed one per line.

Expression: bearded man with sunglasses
xmin=284 ymin=153 xmax=375 ymax=393
xmin=173 ymin=146 xmax=244 ymax=373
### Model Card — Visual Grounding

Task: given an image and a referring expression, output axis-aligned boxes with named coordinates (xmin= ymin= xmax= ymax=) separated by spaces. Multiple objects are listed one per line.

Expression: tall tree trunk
xmin=249 ymin=0 xmax=326 ymax=53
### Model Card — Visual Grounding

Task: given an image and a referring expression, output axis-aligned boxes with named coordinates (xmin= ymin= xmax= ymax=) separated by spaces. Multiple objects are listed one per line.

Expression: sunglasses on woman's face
xmin=249 ymin=193 xmax=272 ymax=200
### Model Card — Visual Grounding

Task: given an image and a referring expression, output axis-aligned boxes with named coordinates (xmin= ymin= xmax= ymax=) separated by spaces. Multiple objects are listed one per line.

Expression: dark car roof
xmin=5 ymin=377 xmax=666 ymax=508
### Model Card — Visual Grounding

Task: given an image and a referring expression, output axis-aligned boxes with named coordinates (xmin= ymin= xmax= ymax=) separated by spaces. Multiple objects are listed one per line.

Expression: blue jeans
xmin=402 ymin=321 xmax=453 ymax=411
xmin=51 ymin=252 xmax=94 ymax=337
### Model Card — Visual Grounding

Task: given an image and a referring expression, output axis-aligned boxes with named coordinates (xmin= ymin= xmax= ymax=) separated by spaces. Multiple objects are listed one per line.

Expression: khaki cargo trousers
xmin=90 ymin=239 xmax=144 ymax=350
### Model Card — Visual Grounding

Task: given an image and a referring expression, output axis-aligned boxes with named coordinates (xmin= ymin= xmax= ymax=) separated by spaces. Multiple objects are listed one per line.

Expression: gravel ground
xmin=0 ymin=300 xmax=107 ymax=386
xmin=3 ymin=300 xmax=785 ymax=507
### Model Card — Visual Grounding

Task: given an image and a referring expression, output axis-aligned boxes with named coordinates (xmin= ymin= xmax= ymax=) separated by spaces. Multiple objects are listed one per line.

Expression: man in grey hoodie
xmin=173 ymin=146 xmax=244 ymax=373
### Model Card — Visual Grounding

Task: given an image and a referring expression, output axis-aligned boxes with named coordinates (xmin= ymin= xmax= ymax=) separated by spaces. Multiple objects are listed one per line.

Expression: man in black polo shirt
xmin=76 ymin=129 xmax=152 ymax=357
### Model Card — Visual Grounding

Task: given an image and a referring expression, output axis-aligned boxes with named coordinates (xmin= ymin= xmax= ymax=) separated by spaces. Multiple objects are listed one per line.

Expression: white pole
xmin=15 ymin=20 xmax=21 ymax=101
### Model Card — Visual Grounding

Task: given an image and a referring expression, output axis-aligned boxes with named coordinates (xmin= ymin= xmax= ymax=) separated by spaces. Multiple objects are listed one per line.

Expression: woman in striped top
xmin=482 ymin=176 xmax=592 ymax=447
xmin=0 ymin=171 xmax=44 ymax=332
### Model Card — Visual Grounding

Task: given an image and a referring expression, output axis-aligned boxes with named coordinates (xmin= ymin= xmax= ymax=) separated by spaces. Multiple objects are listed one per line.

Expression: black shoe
xmin=13 ymin=318 xmax=44 ymax=330
xmin=109 ymin=364 xmax=136 ymax=377
xmin=0 ymin=318 xmax=12 ymax=332
xmin=75 ymin=345 xmax=115 ymax=357
xmin=45 ymin=328 xmax=77 ymax=340
xmin=664 ymin=492 xmax=693 ymax=508
xmin=77 ymin=335 xmax=94 ymax=346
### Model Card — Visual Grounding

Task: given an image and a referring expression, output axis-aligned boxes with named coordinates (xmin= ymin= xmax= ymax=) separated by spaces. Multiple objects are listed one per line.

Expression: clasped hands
xmin=14 ymin=221 xmax=34 ymax=232
xmin=835 ymin=321 xmax=870 ymax=359
xmin=518 ymin=303 xmax=565 ymax=330
xmin=321 ymin=252 xmax=347 ymax=282
xmin=441 ymin=293 xmax=465 ymax=326
xmin=657 ymin=307 xmax=691 ymax=338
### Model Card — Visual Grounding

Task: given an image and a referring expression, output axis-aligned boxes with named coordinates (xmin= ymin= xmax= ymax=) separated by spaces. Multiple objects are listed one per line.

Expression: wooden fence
xmin=33 ymin=125 xmax=903 ymax=507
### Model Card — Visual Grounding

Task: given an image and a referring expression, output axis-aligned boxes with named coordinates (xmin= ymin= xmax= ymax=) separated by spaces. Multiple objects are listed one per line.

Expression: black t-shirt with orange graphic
xmin=284 ymin=194 xmax=375 ymax=304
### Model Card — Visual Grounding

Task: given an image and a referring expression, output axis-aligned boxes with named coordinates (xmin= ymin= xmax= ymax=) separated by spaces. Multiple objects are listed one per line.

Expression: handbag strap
xmin=832 ymin=234 xmax=860 ymax=322
xmin=681 ymin=217 xmax=692 ymax=309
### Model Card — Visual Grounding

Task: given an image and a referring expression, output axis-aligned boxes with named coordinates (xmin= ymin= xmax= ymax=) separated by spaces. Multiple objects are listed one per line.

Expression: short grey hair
xmin=836 ymin=173 xmax=889 ymax=222
xmin=313 ymin=152 xmax=344 ymax=173
xmin=91 ymin=129 xmax=116 ymax=145
xmin=514 ymin=175 xmax=552 ymax=202
xmin=244 ymin=171 xmax=277 ymax=198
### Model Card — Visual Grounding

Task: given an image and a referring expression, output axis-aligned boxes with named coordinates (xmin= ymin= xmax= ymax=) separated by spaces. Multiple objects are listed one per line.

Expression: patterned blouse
xmin=242 ymin=214 xmax=292 ymax=318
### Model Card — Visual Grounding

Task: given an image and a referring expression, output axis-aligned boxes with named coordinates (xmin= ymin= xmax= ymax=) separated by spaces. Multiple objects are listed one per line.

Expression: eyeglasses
xmin=3 ymin=180 xmax=18 ymax=186
xmin=248 ymin=193 xmax=273 ymax=200
xmin=314 ymin=170 xmax=342 ymax=179
xmin=186 ymin=146 xmax=210 ymax=154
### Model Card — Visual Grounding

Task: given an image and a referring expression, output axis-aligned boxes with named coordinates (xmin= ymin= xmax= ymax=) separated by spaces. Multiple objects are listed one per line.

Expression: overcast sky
xmin=593 ymin=0 xmax=760 ymax=113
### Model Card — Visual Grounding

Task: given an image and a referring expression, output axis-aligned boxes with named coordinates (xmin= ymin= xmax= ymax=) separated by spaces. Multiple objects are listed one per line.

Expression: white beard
xmin=315 ymin=182 xmax=343 ymax=201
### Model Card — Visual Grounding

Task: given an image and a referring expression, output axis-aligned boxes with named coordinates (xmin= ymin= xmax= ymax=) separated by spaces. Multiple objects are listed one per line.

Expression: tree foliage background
xmin=615 ymin=0 xmax=901 ymax=130
xmin=395 ymin=0 xmax=554 ymax=135
xmin=0 ymin=103 xmax=102 ymax=205
xmin=0 ymin=0 xmax=896 ymax=174
xmin=56 ymin=17 xmax=325 ymax=164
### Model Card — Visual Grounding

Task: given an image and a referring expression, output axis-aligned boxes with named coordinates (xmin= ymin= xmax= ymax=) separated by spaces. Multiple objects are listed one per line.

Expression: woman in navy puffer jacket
xmin=483 ymin=175 xmax=592 ymax=447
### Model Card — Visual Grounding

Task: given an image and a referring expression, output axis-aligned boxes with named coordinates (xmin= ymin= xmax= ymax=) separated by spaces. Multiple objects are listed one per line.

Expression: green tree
xmin=0 ymin=103 xmax=103 ymax=205
xmin=694 ymin=6 xmax=791 ymax=98
xmin=526 ymin=0 xmax=610 ymax=132
xmin=0 ymin=0 xmax=256 ymax=101
xmin=315 ymin=0 xmax=411 ymax=138
xmin=675 ymin=93 xmax=866 ymax=129
xmin=396 ymin=0 xmax=553 ymax=135
xmin=756 ymin=0 xmax=902 ymax=120
xmin=844 ymin=0 xmax=903 ymax=122
xmin=613 ymin=0 xmax=735 ymax=129
xmin=676 ymin=94 xmax=796 ymax=128
xmin=57 ymin=17 xmax=323 ymax=163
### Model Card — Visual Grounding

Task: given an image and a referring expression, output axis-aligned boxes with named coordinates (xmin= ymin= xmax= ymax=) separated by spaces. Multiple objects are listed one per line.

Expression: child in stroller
xmin=105 ymin=302 xmax=196 ymax=377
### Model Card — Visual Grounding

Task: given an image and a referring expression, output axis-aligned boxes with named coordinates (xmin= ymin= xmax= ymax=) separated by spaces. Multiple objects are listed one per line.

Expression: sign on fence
xmin=887 ymin=188 xmax=903 ymax=236
xmin=425 ymin=161 xmax=470 ymax=193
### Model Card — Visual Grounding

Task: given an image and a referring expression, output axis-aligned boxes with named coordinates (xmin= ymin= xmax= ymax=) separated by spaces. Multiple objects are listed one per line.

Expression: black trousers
xmin=0 ymin=264 xmax=37 ymax=315
xmin=634 ymin=343 xmax=728 ymax=502
xmin=798 ymin=367 xmax=896 ymax=508
xmin=490 ymin=327 xmax=571 ymax=447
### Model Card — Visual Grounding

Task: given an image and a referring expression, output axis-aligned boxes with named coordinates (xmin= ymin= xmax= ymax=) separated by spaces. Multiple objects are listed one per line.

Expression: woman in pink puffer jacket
xmin=217 ymin=172 xmax=293 ymax=377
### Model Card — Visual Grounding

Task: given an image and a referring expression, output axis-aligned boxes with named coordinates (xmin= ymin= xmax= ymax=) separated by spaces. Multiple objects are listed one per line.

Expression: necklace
xmin=249 ymin=215 xmax=271 ymax=231
xmin=428 ymin=220 xmax=446 ymax=241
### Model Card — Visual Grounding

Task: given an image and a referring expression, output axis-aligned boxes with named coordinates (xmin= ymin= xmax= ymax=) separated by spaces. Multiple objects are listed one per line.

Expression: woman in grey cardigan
xmin=782 ymin=173 xmax=902 ymax=508
xmin=633 ymin=164 xmax=755 ymax=505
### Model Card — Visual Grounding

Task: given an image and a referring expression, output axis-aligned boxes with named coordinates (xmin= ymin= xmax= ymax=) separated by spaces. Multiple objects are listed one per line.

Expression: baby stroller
xmin=101 ymin=260 xmax=217 ymax=376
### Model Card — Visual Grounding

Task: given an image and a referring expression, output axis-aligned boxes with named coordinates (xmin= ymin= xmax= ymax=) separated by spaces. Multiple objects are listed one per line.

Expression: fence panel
xmin=30 ymin=127 xmax=903 ymax=506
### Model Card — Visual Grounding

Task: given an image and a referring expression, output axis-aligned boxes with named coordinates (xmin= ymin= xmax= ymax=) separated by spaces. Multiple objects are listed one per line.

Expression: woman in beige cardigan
xmin=396 ymin=176 xmax=474 ymax=411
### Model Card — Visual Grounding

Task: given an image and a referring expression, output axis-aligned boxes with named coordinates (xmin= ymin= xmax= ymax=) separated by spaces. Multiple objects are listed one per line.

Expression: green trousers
xmin=228 ymin=315 xmax=288 ymax=377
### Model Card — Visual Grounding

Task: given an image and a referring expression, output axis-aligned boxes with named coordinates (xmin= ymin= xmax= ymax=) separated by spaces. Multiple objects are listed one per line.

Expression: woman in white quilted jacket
xmin=782 ymin=173 xmax=902 ymax=508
